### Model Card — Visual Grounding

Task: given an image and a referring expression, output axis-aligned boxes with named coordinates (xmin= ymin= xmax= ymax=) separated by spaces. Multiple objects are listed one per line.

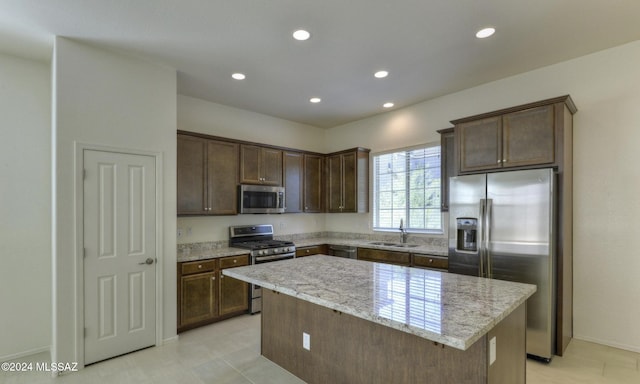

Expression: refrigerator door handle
xmin=479 ymin=199 xmax=486 ymax=277
xmin=485 ymin=198 xmax=493 ymax=279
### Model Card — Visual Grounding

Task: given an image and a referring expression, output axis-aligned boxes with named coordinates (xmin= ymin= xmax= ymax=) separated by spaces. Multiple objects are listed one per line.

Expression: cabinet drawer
xmin=296 ymin=245 xmax=328 ymax=257
xmin=357 ymin=248 xmax=411 ymax=266
xmin=412 ymin=254 xmax=448 ymax=270
xmin=220 ymin=254 xmax=249 ymax=269
xmin=181 ymin=259 xmax=217 ymax=275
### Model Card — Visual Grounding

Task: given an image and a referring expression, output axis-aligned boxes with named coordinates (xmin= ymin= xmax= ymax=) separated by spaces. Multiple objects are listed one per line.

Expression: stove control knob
xmin=258 ymin=250 xmax=266 ymax=256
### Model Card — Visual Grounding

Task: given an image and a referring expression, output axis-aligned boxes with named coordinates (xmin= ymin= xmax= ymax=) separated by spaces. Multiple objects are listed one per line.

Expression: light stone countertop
xmin=177 ymin=247 xmax=249 ymax=263
xmin=177 ymin=236 xmax=447 ymax=263
xmin=223 ymin=255 xmax=536 ymax=351
xmin=294 ymin=237 xmax=448 ymax=256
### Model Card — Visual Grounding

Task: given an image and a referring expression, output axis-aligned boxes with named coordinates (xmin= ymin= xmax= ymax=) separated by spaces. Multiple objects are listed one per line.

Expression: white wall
xmin=328 ymin=40 xmax=640 ymax=352
xmin=52 ymin=38 xmax=177 ymax=365
xmin=0 ymin=53 xmax=51 ymax=361
xmin=177 ymin=95 xmax=328 ymax=243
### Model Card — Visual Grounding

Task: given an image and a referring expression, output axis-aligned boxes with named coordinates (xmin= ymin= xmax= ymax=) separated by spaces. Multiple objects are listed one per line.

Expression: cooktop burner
xmin=233 ymin=239 xmax=294 ymax=250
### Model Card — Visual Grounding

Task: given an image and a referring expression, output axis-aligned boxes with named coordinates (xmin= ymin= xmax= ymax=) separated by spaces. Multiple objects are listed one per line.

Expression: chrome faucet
xmin=399 ymin=219 xmax=408 ymax=244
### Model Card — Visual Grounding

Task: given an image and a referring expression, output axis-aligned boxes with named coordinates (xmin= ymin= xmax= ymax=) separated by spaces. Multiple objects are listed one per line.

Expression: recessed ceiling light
xmin=231 ymin=73 xmax=246 ymax=80
xmin=475 ymin=27 xmax=496 ymax=39
xmin=383 ymin=102 xmax=395 ymax=108
xmin=374 ymin=70 xmax=389 ymax=79
xmin=310 ymin=97 xmax=321 ymax=103
xmin=293 ymin=29 xmax=311 ymax=41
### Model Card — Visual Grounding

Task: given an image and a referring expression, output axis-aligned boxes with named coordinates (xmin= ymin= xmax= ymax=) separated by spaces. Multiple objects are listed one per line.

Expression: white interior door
xmin=83 ymin=149 xmax=156 ymax=365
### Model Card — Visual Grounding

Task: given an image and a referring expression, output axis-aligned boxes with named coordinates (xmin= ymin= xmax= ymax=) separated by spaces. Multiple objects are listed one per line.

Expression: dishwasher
xmin=327 ymin=245 xmax=357 ymax=259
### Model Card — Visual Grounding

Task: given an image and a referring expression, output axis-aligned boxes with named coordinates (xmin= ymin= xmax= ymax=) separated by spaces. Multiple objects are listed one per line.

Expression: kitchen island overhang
xmin=223 ymin=255 xmax=536 ymax=384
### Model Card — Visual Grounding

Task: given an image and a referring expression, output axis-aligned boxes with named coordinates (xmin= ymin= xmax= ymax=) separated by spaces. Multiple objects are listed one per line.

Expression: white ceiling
xmin=2 ymin=0 xmax=640 ymax=128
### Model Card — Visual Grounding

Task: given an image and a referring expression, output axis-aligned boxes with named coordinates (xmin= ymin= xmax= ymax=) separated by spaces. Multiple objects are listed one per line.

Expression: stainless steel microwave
xmin=239 ymin=185 xmax=285 ymax=214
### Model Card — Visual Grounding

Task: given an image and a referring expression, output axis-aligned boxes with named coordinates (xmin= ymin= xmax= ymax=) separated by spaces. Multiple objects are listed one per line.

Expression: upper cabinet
xmin=327 ymin=148 xmax=369 ymax=213
xmin=283 ymin=151 xmax=304 ymax=213
xmin=304 ymin=154 xmax=324 ymax=213
xmin=452 ymin=96 xmax=577 ymax=175
xmin=177 ymin=134 xmax=238 ymax=215
xmin=240 ymin=145 xmax=283 ymax=186
xmin=437 ymin=128 xmax=455 ymax=211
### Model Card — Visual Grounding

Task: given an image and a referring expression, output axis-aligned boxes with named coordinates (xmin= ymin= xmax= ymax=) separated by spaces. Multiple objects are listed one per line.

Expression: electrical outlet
xmin=303 ymin=332 xmax=310 ymax=350
xmin=489 ymin=336 xmax=496 ymax=365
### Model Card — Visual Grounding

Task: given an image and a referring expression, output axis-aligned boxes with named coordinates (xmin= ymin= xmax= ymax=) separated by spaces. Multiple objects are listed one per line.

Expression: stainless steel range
xmin=229 ymin=224 xmax=295 ymax=313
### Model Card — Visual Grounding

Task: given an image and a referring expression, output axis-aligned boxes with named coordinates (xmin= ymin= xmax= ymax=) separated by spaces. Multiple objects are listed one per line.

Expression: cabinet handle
xmin=306 ymin=249 xmax=310 ymax=253
xmin=211 ymin=276 xmax=216 ymax=281
xmin=503 ymin=159 xmax=507 ymax=163
xmin=234 ymin=259 xmax=237 ymax=263
xmin=429 ymin=259 xmax=433 ymax=263
xmin=198 ymin=264 xmax=202 ymax=269
xmin=497 ymin=160 xmax=502 ymax=164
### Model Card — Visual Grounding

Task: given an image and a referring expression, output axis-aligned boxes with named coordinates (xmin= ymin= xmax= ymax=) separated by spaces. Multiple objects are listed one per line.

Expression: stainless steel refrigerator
xmin=448 ymin=168 xmax=556 ymax=361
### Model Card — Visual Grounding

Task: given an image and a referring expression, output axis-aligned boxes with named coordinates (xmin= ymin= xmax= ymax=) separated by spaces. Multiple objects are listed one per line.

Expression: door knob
xmin=139 ymin=258 xmax=154 ymax=265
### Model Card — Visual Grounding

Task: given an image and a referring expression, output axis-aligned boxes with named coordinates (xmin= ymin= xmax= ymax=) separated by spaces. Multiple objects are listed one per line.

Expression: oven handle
xmin=254 ymin=252 xmax=296 ymax=263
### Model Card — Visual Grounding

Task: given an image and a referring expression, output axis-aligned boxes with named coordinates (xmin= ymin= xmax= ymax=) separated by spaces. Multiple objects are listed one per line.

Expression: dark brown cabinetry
xmin=219 ymin=255 xmax=250 ymax=316
xmin=437 ymin=128 xmax=455 ymax=211
xmin=304 ymin=154 xmax=324 ymax=212
xmin=283 ymin=151 xmax=304 ymax=213
xmin=357 ymin=247 xmax=411 ymax=266
xmin=240 ymin=145 xmax=283 ymax=186
xmin=177 ymin=134 xmax=238 ymax=215
xmin=412 ymin=254 xmax=448 ymax=271
xmin=178 ymin=131 xmax=370 ymax=216
xmin=295 ymin=244 xmax=328 ymax=257
xmin=453 ymin=97 xmax=576 ymax=174
xmin=327 ymin=148 xmax=369 ymax=213
xmin=178 ymin=255 xmax=249 ymax=332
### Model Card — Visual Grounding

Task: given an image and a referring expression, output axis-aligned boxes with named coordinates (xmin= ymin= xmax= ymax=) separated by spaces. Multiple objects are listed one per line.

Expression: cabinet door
xmin=357 ymin=248 xmax=411 ymax=266
xmin=439 ymin=129 xmax=455 ymax=211
xmin=261 ymin=148 xmax=283 ymax=186
xmin=341 ymin=152 xmax=358 ymax=212
xmin=283 ymin=151 xmax=304 ymax=213
xmin=219 ymin=255 xmax=249 ymax=316
xmin=458 ymin=117 xmax=502 ymax=173
xmin=327 ymin=154 xmax=343 ymax=212
xmin=207 ymin=140 xmax=239 ymax=215
xmin=180 ymin=272 xmax=217 ymax=326
xmin=304 ymin=154 xmax=324 ymax=212
xmin=296 ymin=245 xmax=328 ymax=257
xmin=240 ymin=145 xmax=262 ymax=184
xmin=177 ymin=135 xmax=207 ymax=214
xmin=502 ymin=105 xmax=555 ymax=168
xmin=240 ymin=145 xmax=283 ymax=185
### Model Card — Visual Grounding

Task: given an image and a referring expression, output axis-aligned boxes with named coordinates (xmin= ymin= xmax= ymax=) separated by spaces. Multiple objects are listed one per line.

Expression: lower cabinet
xmin=412 ymin=254 xmax=448 ymax=272
xmin=357 ymin=247 xmax=448 ymax=271
xmin=296 ymin=245 xmax=328 ymax=257
xmin=178 ymin=255 xmax=250 ymax=332
xmin=357 ymin=247 xmax=411 ymax=266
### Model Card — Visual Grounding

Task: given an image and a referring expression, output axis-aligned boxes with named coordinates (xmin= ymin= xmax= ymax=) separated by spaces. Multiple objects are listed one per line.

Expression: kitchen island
xmin=223 ymin=255 xmax=536 ymax=384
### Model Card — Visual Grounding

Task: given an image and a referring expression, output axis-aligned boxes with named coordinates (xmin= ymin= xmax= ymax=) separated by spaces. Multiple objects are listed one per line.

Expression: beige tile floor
xmin=2 ymin=314 xmax=638 ymax=383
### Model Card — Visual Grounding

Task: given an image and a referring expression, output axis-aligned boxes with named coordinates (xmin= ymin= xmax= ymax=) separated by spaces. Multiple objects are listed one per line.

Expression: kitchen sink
xmin=369 ymin=241 xmax=419 ymax=248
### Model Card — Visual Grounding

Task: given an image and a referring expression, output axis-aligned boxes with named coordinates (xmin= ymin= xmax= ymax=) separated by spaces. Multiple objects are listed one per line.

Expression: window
xmin=373 ymin=144 xmax=442 ymax=233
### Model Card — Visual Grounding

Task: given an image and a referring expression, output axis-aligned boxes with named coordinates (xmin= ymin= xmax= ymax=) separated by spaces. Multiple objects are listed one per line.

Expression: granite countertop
xmin=295 ymin=237 xmax=448 ymax=256
xmin=223 ymin=255 xmax=536 ymax=351
xmin=177 ymin=247 xmax=249 ymax=263
xmin=177 ymin=235 xmax=447 ymax=263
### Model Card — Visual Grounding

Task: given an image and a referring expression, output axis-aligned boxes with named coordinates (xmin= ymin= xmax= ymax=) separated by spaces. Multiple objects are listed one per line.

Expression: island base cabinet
xmin=261 ymin=290 xmax=526 ymax=384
